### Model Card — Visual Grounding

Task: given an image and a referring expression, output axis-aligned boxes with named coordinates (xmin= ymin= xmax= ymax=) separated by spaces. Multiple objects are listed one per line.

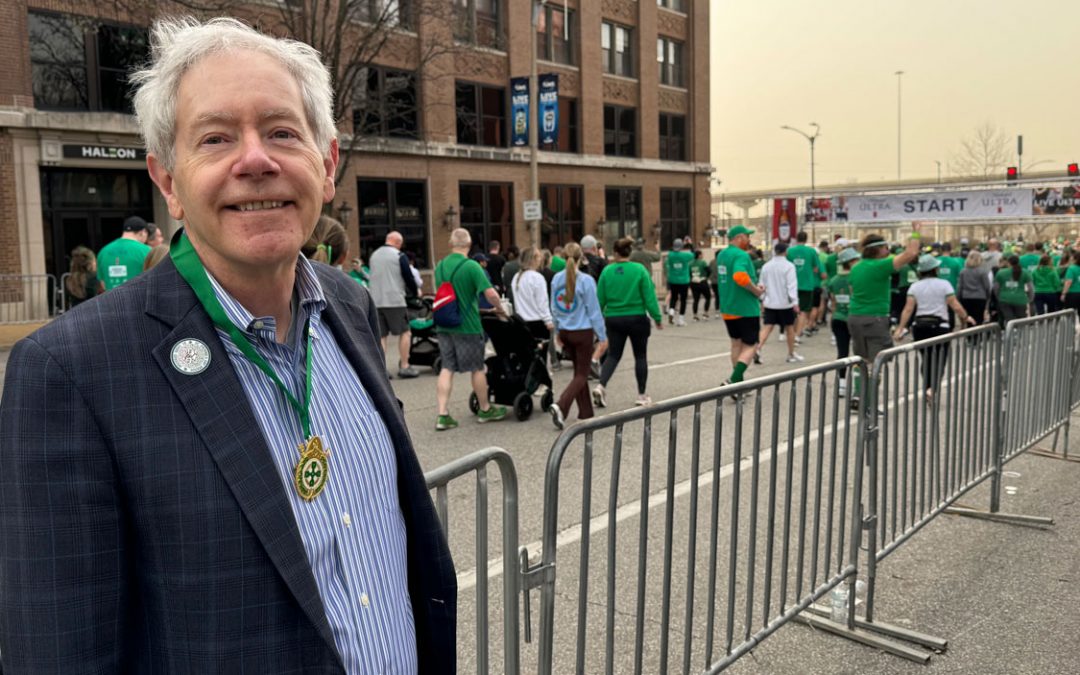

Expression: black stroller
xmin=469 ymin=314 xmax=554 ymax=421
xmin=407 ymin=296 xmax=442 ymax=373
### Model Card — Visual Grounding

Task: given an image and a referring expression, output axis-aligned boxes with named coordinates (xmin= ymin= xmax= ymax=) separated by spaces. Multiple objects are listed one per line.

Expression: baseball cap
xmin=471 ymin=252 xmax=488 ymax=262
xmin=917 ymin=254 xmax=941 ymax=273
xmin=123 ymin=215 xmax=148 ymax=232
xmin=728 ymin=225 xmax=754 ymax=238
xmin=837 ymin=247 xmax=860 ymax=265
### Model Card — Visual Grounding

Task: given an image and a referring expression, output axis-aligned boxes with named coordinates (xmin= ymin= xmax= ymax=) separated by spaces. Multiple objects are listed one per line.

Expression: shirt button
xmin=360 ymin=593 xmax=370 ymax=607
xmin=342 ymin=512 xmax=352 ymax=527
xmin=252 ymin=320 xmax=265 ymax=330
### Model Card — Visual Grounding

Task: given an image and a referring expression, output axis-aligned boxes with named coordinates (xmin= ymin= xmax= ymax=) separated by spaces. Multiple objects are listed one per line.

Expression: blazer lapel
xmin=145 ymin=261 xmax=342 ymax=664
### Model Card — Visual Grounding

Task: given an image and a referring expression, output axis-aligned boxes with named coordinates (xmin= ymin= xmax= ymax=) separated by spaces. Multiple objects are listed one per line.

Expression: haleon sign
xmin=846 ymin=189 xmax=1032 ymax=222
xmin=63 ymin=144 xmax=146 ymax=161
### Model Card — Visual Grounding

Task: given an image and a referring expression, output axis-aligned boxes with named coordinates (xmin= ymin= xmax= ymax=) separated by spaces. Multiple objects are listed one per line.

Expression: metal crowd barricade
xmin=999 ymin=310 xmax=1076 ymax=464
xmin=526 ymin=358 xmax=863 ymax=674
xmin=1028 ymin=310 xmax=1080 ymax=461
xmin=425 ymin=447 xmax=522 ymax=675
xmin=0 ymin=274 xmax=57 ymax=323
xmin=57 ymin=272 xmax=71 ymax=314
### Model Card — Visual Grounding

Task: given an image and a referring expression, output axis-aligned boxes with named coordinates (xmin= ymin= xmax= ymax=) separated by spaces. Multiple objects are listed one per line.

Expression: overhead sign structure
xmin=510 ymin=77 xmax=529 ymax=147
xmin=1033 ymin=185 xmax=1080 ymax=215
xmin=523 ymin=200 xmax=543 ymax=221
xmin=845 ymin=189 xmax=1033 ymax=222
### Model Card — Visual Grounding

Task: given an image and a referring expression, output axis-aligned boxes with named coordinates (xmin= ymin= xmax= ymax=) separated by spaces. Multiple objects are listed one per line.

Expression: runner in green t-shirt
xmin=433 ymin=229 xmax=509 ymax=430
xmin=786 ymin=231 xmax=825 ymax=337
xmin=993 ymin=255 xmax=1033 ymax=325
xmin=1032 ymin=255 xmax=1063 ymax=315
xmin=848 ymin=228 xmax=921 ymax=374
xmin=1062 ymin=251 xmax=1080 ymax=314
xmin=664 ymin=239 xmax=695 ymax=326
xmin=96 ymin=216 xmax=152 ymax=291
xmin=936 ymin=242 xmax=964 ymax=291
xmin=716 ymin=225 xmax=764 ymax=385
xmin=828 ymin=247 xmax=860 ymax=397
xmin=1018 ymin=244 xmax=1042 ymax=277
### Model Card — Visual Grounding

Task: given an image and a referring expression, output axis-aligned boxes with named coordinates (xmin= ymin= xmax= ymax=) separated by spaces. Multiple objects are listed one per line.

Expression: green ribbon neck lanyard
xmin=170 ymin=232 xmax=314 ymax=439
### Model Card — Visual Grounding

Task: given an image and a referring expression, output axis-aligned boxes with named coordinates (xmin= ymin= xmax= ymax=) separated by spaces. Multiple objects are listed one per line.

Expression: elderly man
xmin=369 ymin=230 xmax=419 ymax=378
xmin=0 ymin=17 xmax=455 ymax=674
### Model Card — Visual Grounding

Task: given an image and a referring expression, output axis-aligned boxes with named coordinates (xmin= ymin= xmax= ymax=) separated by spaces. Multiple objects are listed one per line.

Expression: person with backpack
xmin=432 ymin=228 xmax=509 ymax=431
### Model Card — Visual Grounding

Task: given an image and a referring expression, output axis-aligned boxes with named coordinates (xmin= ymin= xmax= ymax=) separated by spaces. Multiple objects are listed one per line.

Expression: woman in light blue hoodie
xmin=549 ymin=242 xmax=608 ymax=429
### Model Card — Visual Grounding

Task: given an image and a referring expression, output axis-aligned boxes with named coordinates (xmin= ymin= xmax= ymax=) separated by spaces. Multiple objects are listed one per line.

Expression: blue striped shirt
xmin=207 ymin=257 xmax=416 ymax=673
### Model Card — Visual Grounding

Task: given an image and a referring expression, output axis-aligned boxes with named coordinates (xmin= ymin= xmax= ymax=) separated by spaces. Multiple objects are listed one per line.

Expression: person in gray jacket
xmin=369 ymin=231 xmax=420 ymax=377
xmin=956 ymin=250 xmax=993 ymax=325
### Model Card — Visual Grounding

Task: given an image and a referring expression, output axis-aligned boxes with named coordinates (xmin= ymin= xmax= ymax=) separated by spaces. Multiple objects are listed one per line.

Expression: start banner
xmin=846 ymin=189 xmax=1032 ymax=222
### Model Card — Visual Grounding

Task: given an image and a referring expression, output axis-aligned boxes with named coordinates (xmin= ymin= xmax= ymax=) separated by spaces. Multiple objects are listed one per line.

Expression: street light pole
xmin=895 ymin=70 xmax=904 ymax=181
xmin=780 ymin=122 xmax=821 ymax=206
xmin=935 ymin=160 xmax=942 ymax=183
xmin=528 ymin=0 xmax=543 ymax=247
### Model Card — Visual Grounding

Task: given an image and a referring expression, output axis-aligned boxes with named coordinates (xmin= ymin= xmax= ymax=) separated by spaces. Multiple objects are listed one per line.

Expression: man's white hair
xmin=450 ymin=228 xmax=471 ymax=249
xmin=130 ymin=16 xmax=337 ymax=170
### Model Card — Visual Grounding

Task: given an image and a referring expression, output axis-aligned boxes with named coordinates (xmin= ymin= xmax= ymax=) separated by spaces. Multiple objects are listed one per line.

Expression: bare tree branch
xmin=948 ymin=122 xmax=1012 ymax=179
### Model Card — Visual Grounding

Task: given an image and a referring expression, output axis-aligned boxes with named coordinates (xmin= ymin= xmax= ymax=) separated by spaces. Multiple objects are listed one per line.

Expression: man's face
xmin=734 ymin=234 xmax=750 ymax=250
xmin=148 ymin=49 xmax=337 ymax=276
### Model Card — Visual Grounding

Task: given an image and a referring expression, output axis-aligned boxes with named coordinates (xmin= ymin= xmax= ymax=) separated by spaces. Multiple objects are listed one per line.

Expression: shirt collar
xmin=205 ymin=255 xmax=327 ymax=338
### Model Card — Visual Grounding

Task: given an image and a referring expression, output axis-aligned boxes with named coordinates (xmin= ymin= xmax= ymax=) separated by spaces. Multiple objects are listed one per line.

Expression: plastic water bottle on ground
xmin=830 ymin=583 xmax=849 ymax=624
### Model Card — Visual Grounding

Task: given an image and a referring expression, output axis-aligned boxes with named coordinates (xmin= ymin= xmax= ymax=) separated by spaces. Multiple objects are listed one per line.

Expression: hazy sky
xmin=709 ymin=0 xmax=1080 ymax=195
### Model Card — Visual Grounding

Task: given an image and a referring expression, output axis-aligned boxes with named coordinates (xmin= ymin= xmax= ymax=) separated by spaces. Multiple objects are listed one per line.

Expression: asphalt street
xmin=3 ymin=315 xmax=1079 ymax=674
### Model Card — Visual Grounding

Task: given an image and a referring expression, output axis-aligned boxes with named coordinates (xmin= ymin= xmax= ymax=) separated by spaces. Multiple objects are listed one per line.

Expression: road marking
xmin=649 ymin=352 xmax=731 ymax=370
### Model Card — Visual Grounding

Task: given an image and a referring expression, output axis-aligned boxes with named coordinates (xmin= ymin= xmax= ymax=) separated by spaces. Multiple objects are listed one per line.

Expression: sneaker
xmin=435 ymin=414 xmax=458 ymax=431
xmin=701 ymin=314 xmax=710 ymax=321
xmin=753 ymin=352 xmax=762 ymax=365
xmin=592 ymin=384 xmax=608 ymax=408
xmin=693 ymin=315 xmax=701 ymax=322
xmin=549 ymin=404 xmax=566 ymax=430
xmin=794 ymin=336 xmax=802 ymax=345
xmin=668 ymin=307 xmax=675 ymax=325
xmin=838 ymin=383 xmax=847 ymax=398
xmin=786 ymin=352 xmax=805 ymax=363
xmin=397 ymin=366 xmax=419 ymax=379
xmin=778 ymin=332 xmax=785 ymax=342
xmin=635 ymin=394 xmax=653 ymax=407
xmin=675 ymin=316 xmax=687 ymax=327
xmin=477 ymin=405 xmax=508 ymax=423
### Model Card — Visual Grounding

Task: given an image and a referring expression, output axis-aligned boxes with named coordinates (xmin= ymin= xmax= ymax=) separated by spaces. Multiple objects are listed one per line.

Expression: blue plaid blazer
xmin=0 ymin=258 xmax=456 ymax=674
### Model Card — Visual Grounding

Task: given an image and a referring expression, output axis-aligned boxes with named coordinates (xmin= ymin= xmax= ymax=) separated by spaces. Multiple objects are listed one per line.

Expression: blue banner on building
xmin=538 ymin=73 xmax=559 ymax=146
xmin=510 ymin=77 xmax=529 ymax=147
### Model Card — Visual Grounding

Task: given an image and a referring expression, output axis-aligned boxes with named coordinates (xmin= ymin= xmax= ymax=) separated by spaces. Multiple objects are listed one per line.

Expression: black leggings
xmin=598 ymin=315 xmax=651 ymax=394
xmin=711 ymin=283 xmax=720 ymax=312
xmin=1033 ymin=293 xmax=1059 ymax=315
xmin=831 ymin=319 xmax=850 ymax=359
xmin=669 ymin=283 xmax=689 ymax=315
xmin=691 ymin=282 xmax=711 ymax=315
xmin=912 ymin=322 xmax=951 ymax=392
xmin=959 ymin=297 xmax=987 ymax=325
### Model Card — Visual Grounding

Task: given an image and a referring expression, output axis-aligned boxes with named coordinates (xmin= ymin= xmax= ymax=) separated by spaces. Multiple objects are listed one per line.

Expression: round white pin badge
xmin=171 ymin=338 xmax=211 ymax=375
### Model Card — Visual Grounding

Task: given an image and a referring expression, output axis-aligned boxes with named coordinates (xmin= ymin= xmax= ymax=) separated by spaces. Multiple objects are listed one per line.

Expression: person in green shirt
xmin=716 ymin=225 xmax=764 ymax=385
xmin=936 ymin=242 xmax=964 ymax=291
xmin=993 ymin=255 xmax=1033 ymax=325
xmin=347 ymin=256 xmax=370 ymax=287
xmin=433 ymin=228 xmax=509 ymax=430
xmin=1018 ymin=243 xmax=1042 ymax=277
xmin=828 ymin=247 xmax=859 ymax=397
xmin=550 ymin=245 xmax=567 ymax=273
xmin=890 ymin=256 xmax=919 ymax=326
xmin=593 ymin=236 xmax=664 ymax=408
xmin=786 ymin=231 xmax=825 ymax=338
xmin=97 ymin=216 xmax=152 ymax=291
xmin=848 ymin=228 xmax=921 ymax=371
xmin=689 ymin=249 xmax=711 ymax=320
xmin=1061 ymin=250 xmax=1080 ymax=313
xmin=1032 ymin=254 xmax=1063 ymax=315
xmin=664 ymin=238 xmax=694 ymax=326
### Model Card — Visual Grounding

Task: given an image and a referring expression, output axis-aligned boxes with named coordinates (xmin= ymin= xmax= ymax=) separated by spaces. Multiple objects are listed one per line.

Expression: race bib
xmin=794 ymin=259 xmax=805 ymax=267
xmin=1006 ymin=281 xmax=1018 ymax=288
xmin=718 ymin=265 xmax=728 ymax=276
xmin=109 ymin=265 xmax=128 ymax=278
xmin=836 ymin=294 xmax=850 ymax=304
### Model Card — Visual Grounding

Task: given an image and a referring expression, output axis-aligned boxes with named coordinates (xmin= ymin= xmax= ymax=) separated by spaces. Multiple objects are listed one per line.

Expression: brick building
xmin=0 ymin=0 xmax=711 ymax=285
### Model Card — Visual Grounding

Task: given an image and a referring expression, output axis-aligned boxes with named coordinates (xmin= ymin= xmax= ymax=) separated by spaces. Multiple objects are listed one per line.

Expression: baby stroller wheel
xmin=540 ymin=389 xmax=554 ymax=414
xmin=513 ymin=392 xmax=533 ymax=421
xmin=468 ymin=392 xmax=480 ymax=415
xmin=432 ymin=355 xmax=442 ymax=373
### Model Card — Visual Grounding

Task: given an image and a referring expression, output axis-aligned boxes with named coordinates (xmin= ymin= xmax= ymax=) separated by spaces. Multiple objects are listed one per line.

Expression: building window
xmin=460 ymin=182 xmax=514 ymax=250
xmin=603 ymin=105 xmax=637 ymax=157
xmin=657 ymin=0 xmax=687 ymax=12
xmin=657 ymin=37 xmax=685 ymax=87
xmin=659 ymin=189 xmax=691 ymax=251
xmin=456 ymin=82 xmax=506 ymax=147
xmin=539 ymin=184 xmax=583 ymax=250
xmin=537 ymin=5 xmax=574 ymax=65
xmin=29 ymin=12 xmax=148 ymax=113
xmin=602 ymin=187 xmax=642 ymax=250
xmin=357 ymin=179 xmax=429 ymax=268
xmin=453 ymin=0 xmax=504 ymax=50
xmin=659 ymin=113 xmax=687 ymax=161
xmin=353 ymin=67 xmax=419 ymax=139
xmin=601 ymin=22 xmax=634 ymax=77
xmin=539 ymin=98 xmax=579 ymax=153
xmin=354 ymin=0 xmax=414 ymax=29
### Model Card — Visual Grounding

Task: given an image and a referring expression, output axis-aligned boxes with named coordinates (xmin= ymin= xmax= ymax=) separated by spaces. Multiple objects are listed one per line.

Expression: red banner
xmin=772 ymin=198 xmax=798 ymax=243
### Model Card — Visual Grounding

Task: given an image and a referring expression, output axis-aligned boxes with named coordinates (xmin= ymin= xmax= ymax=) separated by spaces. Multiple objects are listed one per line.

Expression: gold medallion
xmin=294 ymin=436 xmax=329 ymax=501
